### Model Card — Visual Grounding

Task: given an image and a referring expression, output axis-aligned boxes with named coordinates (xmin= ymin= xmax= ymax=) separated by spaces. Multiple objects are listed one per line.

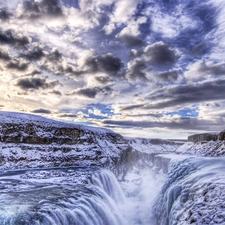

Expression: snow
xmin=0 ymin=111 xmax=116 ymax=134
xmin=125 ymin=137 xmax=182 ymax=154
xmin=2 ymin=111 xmax=225 ymax=224
xmin=153 ymin=156 xmax=225 ymax=225
xmin=176 ymin=141 xmax=225 ymax=156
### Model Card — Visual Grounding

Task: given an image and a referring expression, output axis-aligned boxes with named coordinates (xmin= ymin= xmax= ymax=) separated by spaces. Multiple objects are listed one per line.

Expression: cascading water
xmin=0 ymin=154 xmax=167 ymax=225
xmin=1 ymin=153 xmax=224 ymax=225
xmin=0 ymin=167 xmax=126 ymax=225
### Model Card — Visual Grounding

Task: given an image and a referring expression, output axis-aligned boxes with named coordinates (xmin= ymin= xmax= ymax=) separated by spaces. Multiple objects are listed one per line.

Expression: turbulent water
xmin=0 ymin=154 xmax=225 ymax=225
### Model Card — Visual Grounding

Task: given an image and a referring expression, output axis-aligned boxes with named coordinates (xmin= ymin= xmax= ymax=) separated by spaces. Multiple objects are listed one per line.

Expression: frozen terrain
xmin=0 ymin=111 xmax=180 ymax=171
xmin=0 ymin=111 xmax=225 ymax=224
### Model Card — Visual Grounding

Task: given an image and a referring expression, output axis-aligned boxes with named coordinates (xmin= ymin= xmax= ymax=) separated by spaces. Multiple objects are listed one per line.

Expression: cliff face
xmin=188 ymin=133 xmax=218 ymax=143
xmin=0 ymin=112 xmax=181 ymax=171
xmin=188 ymin=131 xmax=225 ymax=143
xmin=0 ymin=112 xmax=129 ymax=170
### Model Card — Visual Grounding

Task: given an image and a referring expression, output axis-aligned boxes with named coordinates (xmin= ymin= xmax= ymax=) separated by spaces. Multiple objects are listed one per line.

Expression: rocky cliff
xmin=0 ymin=111 xmax=181 ymax=170
xmin=188 ymin=131 xmax=225 ymax=143
xmin=0 ymin=112 xmax=129 ymax=170
xmin=180 ymin=131 xmax=225 ymax=156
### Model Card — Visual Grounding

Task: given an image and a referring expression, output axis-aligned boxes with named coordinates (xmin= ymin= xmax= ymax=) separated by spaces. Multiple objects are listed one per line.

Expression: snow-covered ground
xmin=176 ymin=140 xmax=225 ymax=156
xmin=2 ymin=111 xmax=225 ymax=225
xmin=126 ymin=137 xmax=182 ymax=153
xmin=0 ymin=111 xmax=182 ymax=171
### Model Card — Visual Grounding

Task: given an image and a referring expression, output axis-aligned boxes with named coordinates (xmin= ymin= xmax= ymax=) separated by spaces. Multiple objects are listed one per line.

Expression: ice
xmin=153 ymin=156 xmax=225 ymax=225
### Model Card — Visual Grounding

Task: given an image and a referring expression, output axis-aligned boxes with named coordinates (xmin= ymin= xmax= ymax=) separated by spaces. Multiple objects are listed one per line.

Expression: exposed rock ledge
xmin=0 ymin=112 xmax=128 ymax=170
xmin=0 ymin=111 xmax=180 ymax=170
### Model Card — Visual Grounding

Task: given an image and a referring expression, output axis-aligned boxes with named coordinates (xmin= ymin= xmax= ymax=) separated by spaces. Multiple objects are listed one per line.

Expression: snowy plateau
xmin=0 ymin=111 xmax=225 ymax=225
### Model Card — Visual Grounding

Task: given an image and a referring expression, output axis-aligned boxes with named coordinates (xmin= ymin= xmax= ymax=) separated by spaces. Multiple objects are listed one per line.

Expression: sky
xmin=0 ymin=0 xmax=225 ymax=139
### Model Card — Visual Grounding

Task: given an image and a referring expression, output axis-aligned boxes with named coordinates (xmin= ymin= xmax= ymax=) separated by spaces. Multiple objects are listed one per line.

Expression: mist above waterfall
xmin=120 ymin=167 xmax=166 ymax=225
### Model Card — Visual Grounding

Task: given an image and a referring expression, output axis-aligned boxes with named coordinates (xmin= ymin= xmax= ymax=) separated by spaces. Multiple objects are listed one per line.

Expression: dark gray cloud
xmin=22 ymin=0 xmax=63 ymax=19
xmin=7 ymin=59 xmax=29 ymax=71
xmin=85 ymin=53 xmax=124 ymax=76
xmin=0 ymin=49 xmax=10 ymax=61
xmin=58 ymin=113 xmax=77 ymax=118
xmin=102 ymin=117 xmax=222 ymax=131
xmin=0 ymin=30 xmax=30 ymax=47
xmin=49 ymin=90 xmax=62 ymax=96
xmin=128 ymin=113 xmax=162 ymax=118
xmin=126 ymin=59 xmax=149 ymax=81
xmin=197 ymin=62 xmax=225 ymax=76
xmin=188 ymin=42 xmax=209 ymax=56
xmin=157 ymin=69 xmax=182 ymax=82
xmin=20 ymin=47 xmax=44 ymax=61
xmin=95 ymin=76 xmax=113 ymax=84
xmin=144 ymin=42 xmax=179 ymax=66
xmin=32 ymin=108 xmax=51 ymax=114
xmin=69 ymin=85 xmax=113 ymax=98
xmin=16 ymin=78 xmax=59 ymax=90
xmin=0 ymin=8 xmax=11 ymax=20
xmin=120 ymin=104 xmax=145 ymax=111
xmin=56 ymin=64 xmax=84 ymax=76
xmin=47 ymin=49 xmax=62 ymax=62
xmin=41 ymin=51 xmax=83 ymax=76
xmin=119 ymin=35 xmax=143 ymax=47
xmin=126 ymin=42 xmax=180 ymax=81
xmin=144 ymin=79 xmax=225 ymax=109
xmin=75 ymin=88 xmax=98 ymax=98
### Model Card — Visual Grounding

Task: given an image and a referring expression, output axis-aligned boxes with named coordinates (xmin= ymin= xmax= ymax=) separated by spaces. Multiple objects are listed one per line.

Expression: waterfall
xmin=0 ymin=153 xmax=168 ymax=225
xmin=153 ymin=157 xmax=225 ymax=225
xmin=0 ymin=168 xmax=126 ymax=225
xmin=4 ymin=153 xmax=221 ymax=225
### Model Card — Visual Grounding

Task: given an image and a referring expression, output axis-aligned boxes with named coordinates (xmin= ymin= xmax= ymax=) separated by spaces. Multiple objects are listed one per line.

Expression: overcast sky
xmin=0 ymin=0 xmax=225 ymax=139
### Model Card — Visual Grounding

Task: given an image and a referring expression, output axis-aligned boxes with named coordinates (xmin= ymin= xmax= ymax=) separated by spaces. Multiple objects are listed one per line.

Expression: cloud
xmin=95 ymin=76 xmax=113 ymax=84
xmin=185 ymin=61 xmax=225 ymax=81
xmin=0 ymin=8 xmax=11 ymax=20
xmin=144 ymin=79 xmax=225 ymax=109
xmin=75 ymin=87 xmax=98 ymax=98
xmin=7 ymin=59 xmax=29 ymax=71
xmin=85 ymin=53 xmax=124 ymax=76
xmin=16 ymin=78 xmax=59 ymax=90
xmin=20 ymin=46 xmax=44 ymax=61
xmin=104 ymin=0 xmax=141 ymax=33
xmin=49 ymin=90 xmax=62 ymax=96
xmin=117 ymin=17 xmax=147 ymax=47
xmin=119 ymin=103 xmax=145 ymax=111
xmin=68 ymin=85 xmax=113 ymax=99
xmin=0 ymin=29 xmax=30 ymax=47
xmin=126 ymin=59 xmax=148 ymax=81
xmin=0 ymin=48 xmax=10 ymax=60
xmin=126 ymin=42 xmax=180 ymax=82
xmin=47 ymin=48 xmax=62 ymax=62
xmin=58 ymin=113 xmax=77 ymax=118
xmin=21 ymin=0 xmax=63 ymax=19
xmin=119 ymin=35 xmax=143 ymax=47
xmin=31 ymin=108 xmax=51 ymax=114
xmin=102 ymin=116 xmax=223 ymax=131
xmin=157 ymin=69 xmax=183 ymax=83
xmin=143 ymin=42 xmax=179 ymax=66
xmin=41 ymin=50 xmax=83 ymax=77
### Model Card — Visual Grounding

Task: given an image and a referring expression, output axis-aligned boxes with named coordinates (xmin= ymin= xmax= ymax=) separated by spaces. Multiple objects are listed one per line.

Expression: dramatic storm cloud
xmin=0 ymin=0 xmax=225 ymax=139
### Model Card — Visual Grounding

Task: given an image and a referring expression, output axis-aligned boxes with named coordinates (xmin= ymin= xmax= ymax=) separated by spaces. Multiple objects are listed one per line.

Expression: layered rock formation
xmin=0 ymin=112 xmax=129 ymax=170
xmin=0 ymin=111 xmax=181 ymax=170
xmin=188 ymin=131 xmax=225 ymax=143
